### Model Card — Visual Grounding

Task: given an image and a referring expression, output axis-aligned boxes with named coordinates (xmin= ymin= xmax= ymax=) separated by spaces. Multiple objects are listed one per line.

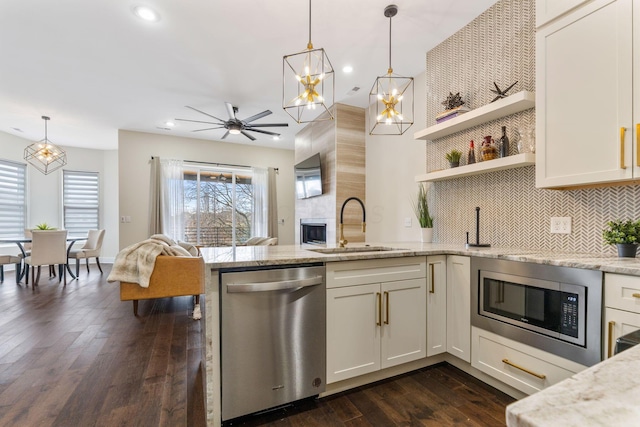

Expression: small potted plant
xmin=603 ymin=219 xmax=640 ymax=257
xmin=445 ymin=149 xmax=462 ymax=168
xmin=411 ymin=184 xmax=433 ymax=243
xmin=34 ymin=223 xmax=57 ymax=230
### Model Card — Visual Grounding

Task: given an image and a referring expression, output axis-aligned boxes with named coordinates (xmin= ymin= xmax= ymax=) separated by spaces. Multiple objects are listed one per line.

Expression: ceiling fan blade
xmin=241 ymin=130 xmax=257 ymax=141
xmin=242 ymin=110 xmax=272 ymax=124
xmin=246 ymin=123 xmax=289 ymax=128
xmin=185 ymin=106 xmax=226 ymax=122
xmin=175 ymin=118 xmax=223 ymax=125
xmin=225 ymin=102 xmax=236 ymax=120
xmin=245 ymin=128 xmax=280 ymax=136
xmin=191 ymin=126 xmax=226 ymax=132
xmin=221 ymin=131 xmax=230 ymax=140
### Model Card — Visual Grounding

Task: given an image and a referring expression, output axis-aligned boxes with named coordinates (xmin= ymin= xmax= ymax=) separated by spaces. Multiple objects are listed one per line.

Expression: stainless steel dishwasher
xmin=220 ymin=264 xmax=326 ymax=422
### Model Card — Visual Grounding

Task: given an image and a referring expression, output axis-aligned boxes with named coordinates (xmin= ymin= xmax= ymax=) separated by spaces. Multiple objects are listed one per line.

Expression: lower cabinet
xmin=326 ymin=257 xmax=427 ymax=384
xmin=426 ymin=255 xmax=447 ymax=357
xmin=604 ymin=272 xmax=640 ymax=359
xmin=604 ymin=308 xmax=640 ymax=358
xmin=447 ymin=255 xmax=471 ymax=363
xmin=471 ymin=327 xmax=586 ymax=395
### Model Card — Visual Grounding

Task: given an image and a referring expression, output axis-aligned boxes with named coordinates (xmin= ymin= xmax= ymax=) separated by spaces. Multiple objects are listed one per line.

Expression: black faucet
xmin=339 ymin=197 xmax=366 ymax=248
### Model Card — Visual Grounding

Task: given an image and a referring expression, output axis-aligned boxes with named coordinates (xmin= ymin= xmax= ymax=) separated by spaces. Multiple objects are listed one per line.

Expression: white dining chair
xmin=68 ymin=229 xmax=105 ymax=277
xmin=0 ymin=255 xmax=22 ymax=283
xmin=24 ymin=230 xmax=68 ymax=285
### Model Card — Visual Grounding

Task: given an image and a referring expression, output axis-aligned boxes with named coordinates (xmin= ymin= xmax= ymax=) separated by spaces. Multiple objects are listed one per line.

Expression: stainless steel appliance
xmin=471 ymin=257 xmax=602 ymax=366
xmin=220 ymin=264 xmax=326 ymax=421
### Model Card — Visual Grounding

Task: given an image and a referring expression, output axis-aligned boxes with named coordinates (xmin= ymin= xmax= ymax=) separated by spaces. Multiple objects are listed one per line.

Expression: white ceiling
xmin=0 ymin=0 xmax=497 ymax=151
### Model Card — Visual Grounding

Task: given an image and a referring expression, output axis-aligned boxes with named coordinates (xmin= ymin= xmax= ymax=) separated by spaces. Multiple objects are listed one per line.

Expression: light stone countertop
xmin=200 ymin=242 xmax=640 ymax=276
xmin=506 ymin=343 xmax=640 ymax=426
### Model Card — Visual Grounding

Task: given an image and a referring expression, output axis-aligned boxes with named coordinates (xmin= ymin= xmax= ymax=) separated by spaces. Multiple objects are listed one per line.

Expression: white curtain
xmin=160 ymin=159 xmax=184 ymax=241
xmin=268 ymin=167 xmax=278 ymax=239
xmin=252 ymin=166 xmax=268 ymax=237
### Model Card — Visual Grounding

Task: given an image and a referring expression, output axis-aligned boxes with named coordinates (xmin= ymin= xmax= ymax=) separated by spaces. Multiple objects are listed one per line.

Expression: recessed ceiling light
xmin=165 ymin=121 xmax=175 ymax=127
xmin=343 ymin=65 xmax=353 ymax=73
xmin=133 ymin=6 xmax=160 ymax=22
xmin=273 ymin=136 xmax=280 ymax=141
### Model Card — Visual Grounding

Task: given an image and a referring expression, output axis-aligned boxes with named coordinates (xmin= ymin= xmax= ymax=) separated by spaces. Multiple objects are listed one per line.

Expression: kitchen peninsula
xmin=199 ymin=243 xmax=640 ymax=426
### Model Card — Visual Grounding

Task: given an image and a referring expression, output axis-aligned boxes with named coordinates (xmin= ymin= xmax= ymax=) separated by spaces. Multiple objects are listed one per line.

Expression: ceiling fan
xmin=175 ymin=102 xmax=288 ymax=141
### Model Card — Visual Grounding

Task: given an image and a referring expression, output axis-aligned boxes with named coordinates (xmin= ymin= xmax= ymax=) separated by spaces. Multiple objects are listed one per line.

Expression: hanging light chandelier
xmin=24 ymin=116 xmax=67 ymax=175
xmin=369 ymin=4 xmax=414 ymax=135
xmin=283 ymin=0 xmax=335 ymax=123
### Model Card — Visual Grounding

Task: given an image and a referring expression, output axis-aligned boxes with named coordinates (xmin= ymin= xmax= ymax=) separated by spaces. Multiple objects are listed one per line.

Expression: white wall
xmin=117 ymin=130 xmax=295 ymax=249
xmin=0 ymin=130 xmax=119 ymax=260
xmin=366 ymin=71 xmax=427 ymax=243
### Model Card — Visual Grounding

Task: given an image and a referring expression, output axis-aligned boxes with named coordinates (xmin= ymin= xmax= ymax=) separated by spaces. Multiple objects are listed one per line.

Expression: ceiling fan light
xmin=228 ymin=128 xmax=241 ymax=135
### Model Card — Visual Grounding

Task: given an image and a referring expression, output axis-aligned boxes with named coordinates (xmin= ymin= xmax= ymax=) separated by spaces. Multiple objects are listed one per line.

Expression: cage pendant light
xmin=24 ymin=116 xmax=67 ymax=175
xmin=283 ymin=0 xmax=335 ymax=123
xmin=369 ymin=4 xmax=414 ymax=135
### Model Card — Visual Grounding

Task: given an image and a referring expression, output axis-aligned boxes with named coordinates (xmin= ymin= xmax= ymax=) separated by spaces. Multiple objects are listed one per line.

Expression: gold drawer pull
xmin=502 ymin=359 xmax=546 ymax=379
xmin=632 ymin=293 xmax=640 ymax=298
xmin=621 ymin=127 xmax=627 ymax=169
xmin=376 ymin=292 xmax=381 ymax=326
xmin=429 ymin=263 xmax=435 ymax=293
xmin=608 ymin=321 xmax=616 ymax=358
xmin=384 ymin=291 xmax=390 ymax=325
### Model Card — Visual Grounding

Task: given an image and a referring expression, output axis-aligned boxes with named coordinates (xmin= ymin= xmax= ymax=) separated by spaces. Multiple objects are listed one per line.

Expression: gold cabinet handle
xmin=429 ymin=263 xmax=435 ymax=293
xmin=621 ymin=127 xmax=627 ymax=169
xmin=632 ymin=293 xmax=640 ymax=298
xmin=502 ymin=359 xmax=546 ymax=379
xmin=636 ymin=124 xmax=640 ymax=167
xmin=608 ymin=321 xmax=616 ymax=358
xmin=376 ymin=292 xmax=381 ymax=326
xmin=384 ymin=291 xmax=390 ymax=325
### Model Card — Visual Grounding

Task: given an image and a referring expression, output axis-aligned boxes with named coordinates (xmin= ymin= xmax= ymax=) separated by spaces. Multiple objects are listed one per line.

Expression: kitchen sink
xmin=307 ymin=246 xmax=403 ymax=254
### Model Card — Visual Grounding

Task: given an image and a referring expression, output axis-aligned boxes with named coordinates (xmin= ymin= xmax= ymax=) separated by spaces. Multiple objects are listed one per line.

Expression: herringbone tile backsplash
xmin=424 ymin=0 xmax=640 ymax=255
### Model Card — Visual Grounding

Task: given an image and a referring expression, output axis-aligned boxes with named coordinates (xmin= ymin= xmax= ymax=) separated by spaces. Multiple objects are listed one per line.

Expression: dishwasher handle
xmin=226 ymin=275 xmax=324 ymax=293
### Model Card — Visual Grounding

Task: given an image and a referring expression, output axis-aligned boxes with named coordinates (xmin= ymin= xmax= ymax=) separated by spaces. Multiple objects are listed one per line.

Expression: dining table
xmin=0 ymin=236 xmax=87 ymax=283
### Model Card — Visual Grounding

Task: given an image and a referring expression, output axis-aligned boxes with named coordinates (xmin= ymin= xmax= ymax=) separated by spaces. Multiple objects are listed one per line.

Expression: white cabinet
xmin=536 ymin=0 xmax=640 ymax=188
xmin=326 ymin=257 xmax=427 ymax=384
xmin=472 ymin=327 xmax=586 ymax=395
xmin=536 ymin=0 xmax=591 ymax=27
xmin=426 ymin=255 xmax=447 ymax=356
xmin=603 ymin=273 xmax=640 ymax=358
xmin=446 ymin=255 xmax=471 ymax=362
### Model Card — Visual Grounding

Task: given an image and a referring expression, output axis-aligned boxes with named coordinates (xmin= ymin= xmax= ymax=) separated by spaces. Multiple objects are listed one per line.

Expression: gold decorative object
xmin=24 ymin=116 xmax=67 ymax=175
xmin=282 ymin=0 xmax=335 ymax=123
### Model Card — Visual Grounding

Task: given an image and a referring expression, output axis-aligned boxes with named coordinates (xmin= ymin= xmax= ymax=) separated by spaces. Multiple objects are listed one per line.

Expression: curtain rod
xmin=151 ymin=157 xmax=278 ymax=172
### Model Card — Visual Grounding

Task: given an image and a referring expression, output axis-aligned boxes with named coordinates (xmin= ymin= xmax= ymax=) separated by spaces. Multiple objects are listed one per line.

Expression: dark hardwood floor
xmin=0 ymin=266 xmax=514 ymax=427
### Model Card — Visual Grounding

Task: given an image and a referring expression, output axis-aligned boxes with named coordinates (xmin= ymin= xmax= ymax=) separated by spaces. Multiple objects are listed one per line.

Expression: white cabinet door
xmin=447 ymin=256 xmax=471 ymax=363
xmin=536 ymin=0 xmax=591 ymax=27
xmin=604 ymin=307 xmax=640 ymax=359
xmin=426 ymin=255 xmax=447 ymax=357
xmin=380 ymin=278 xmax=427 ymax=369
xmin=536 ymin=0 xmax=634 ymax=188
xmin=326 ymin=283 xmax=381 ymax=383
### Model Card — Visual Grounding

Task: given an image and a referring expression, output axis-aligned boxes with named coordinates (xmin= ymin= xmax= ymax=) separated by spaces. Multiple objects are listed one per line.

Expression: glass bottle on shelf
xmin=499 ymin=126 xmax=509 ymax=158
xmin=467 ymin=140 xmax=476 ymax=165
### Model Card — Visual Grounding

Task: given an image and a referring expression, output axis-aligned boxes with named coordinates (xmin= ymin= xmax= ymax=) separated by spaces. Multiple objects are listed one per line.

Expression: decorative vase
xmin=421 ymin=228 xmax=433 ymax=243
xmin=616 ymin=243 xmax=638 ymax=258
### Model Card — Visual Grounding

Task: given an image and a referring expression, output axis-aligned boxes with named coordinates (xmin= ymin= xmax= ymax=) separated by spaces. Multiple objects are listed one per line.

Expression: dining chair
xmin=24 ymin=230 xmax=68 ymax=286
xmin=0 ymin=255 xmax=22 ymax=283
xmin=68 ymin=229 xmax=105 ymax=277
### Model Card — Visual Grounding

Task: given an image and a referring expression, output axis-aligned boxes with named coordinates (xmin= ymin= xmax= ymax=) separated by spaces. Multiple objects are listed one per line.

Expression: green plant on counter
xmin=34 ymin=223 xmax=56 ymax=230
xmin=411 ymin=184 xmax=433 ymax=228
xmin=445 ymin=149 xmax=462 ymax=163
xmin=602 ymin=219 xmax=640 ymax=244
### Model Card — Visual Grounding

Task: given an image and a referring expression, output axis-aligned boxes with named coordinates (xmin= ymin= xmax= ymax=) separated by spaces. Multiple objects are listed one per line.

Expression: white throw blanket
xmin=107 ymin=234 xmax=191 ymax=288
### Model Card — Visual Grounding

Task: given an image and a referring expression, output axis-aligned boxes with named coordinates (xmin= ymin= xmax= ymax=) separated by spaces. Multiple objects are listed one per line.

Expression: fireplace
xmin=300 ymin=221 xmax=327 ymax=245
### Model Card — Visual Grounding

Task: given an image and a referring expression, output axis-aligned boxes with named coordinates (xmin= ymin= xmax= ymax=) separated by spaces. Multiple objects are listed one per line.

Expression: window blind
xmin=63 ymin=170 xmax=99 ymax=236
xmin=0 ymin=160 xmax=26 ymax=238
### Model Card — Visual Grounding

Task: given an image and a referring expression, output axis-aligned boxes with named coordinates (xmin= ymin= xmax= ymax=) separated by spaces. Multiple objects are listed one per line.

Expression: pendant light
xmin=24 ymin=116 xmax=67 ymax=175
xmin=369 ymin=4 xmax=414 ymax=135
xmin=283 ymin=0 xmax=335 ymax=123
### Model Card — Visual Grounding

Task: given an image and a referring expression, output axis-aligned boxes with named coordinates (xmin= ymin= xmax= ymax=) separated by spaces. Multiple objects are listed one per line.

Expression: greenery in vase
xmin=445 ymin=149 xmax=462 ymax=163
xmin=35 ymin=223 xmax=56 ymax=230
xmin=411 ymin=185 xmax=433 ymax=229
xmin=602 ymin=219 xmax=640 ymax=245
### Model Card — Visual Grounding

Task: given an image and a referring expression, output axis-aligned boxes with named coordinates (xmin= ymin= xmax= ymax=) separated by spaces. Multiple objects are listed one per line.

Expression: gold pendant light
xmin=283 ymin=0 xmax=335 ymax=123
xmin=24 ymin=116 xmax=67 ymax=175
xmin=369 ymin=4 xmax=414 ymax=135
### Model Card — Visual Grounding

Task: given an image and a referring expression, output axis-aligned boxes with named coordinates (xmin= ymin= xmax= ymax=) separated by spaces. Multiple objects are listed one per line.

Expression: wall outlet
xmin=404 ymin=217 xmax=412 ymax=228
xmin=550 ymin=217 xmax=571 ymax=234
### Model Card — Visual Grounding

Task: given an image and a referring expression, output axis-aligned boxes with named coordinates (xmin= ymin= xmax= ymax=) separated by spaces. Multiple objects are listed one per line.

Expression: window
xmin=63 ymin=170 xmax=99 ymax=236
xmin=0 ymin=159 xmax=26 ymax=238
xmin=183 ymin=166 xmax=253 ymax=246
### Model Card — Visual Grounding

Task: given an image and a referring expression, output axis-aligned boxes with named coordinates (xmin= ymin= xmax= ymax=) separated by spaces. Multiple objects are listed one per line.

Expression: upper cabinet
xmin=536 ymin=0 xmax=591 ymax=27
xmin=536 ymin=0 xmax=640 ymax=189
